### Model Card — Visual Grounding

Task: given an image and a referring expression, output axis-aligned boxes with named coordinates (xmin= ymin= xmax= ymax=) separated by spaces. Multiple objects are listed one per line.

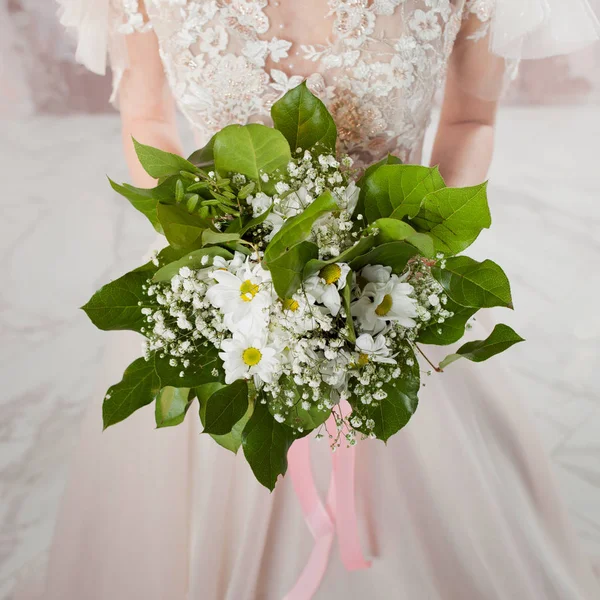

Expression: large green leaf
xmin=370 ymin=218 xmax=435 ymax=257
xmin=349 ymin=241 xmax=419 ymax=275
xmin=133 ymin=138 xmax=197 ymax=179
xmin=362 ymin=164 xmax=446 ymax=224
xmin=201 ymin=230 xmax=241 ymax=246
xmin=198 ymin=382 xmax=254 ymax=453
xmin=412 ymin=183 xmax=491 ymax=255
xmin=271 ymin=81 xmax=337 ymax=153
xmin=242 ymin=400 xmax=294 ymax=491
xmin=263 ymin=190 xmax=338 ymax=265
xmin=432 ymin=256 xmax=513 ymax=309
xmin=213 ymin=124 xmax=291 ymax=193
xmin=304 ymin=235 xmax=375 ymax=277
xmin=417 ymin=298 xmax=478 ymax=346
xmin=108 ymin=178 xmax=163 ymax=233
xmin=439 ymin=324 xmax=525 ymax=369
xmin=354 ymin=153 xmax=403 ymax=220
xmin=269 ymin=241 xmax=319 ymax=299
xmin=203 ymin=380 xmax=249 ymax=435
xmin=82 ymin=267 xmax=154 ymax=334
xmin=153 ymin=247 xmax=233 ymax=282
xmin=155 ymin=387 xmax=192 ymax=428
xmin=103 ymin=357 xmax=161 ymax=429
xmin=103 ymin=346 xmax=224 ymax=429
xmin=349 ymin=349 xmax=420 ymax=442
xmin=157 ymin=203 xmax=208 ymax=249
xmin=188 ymin=134 xmax=216 ymax=169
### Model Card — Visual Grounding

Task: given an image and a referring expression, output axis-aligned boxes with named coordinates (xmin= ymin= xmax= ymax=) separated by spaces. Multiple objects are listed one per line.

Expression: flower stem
xmin=415 ymin=344 xmax=443 ymax=373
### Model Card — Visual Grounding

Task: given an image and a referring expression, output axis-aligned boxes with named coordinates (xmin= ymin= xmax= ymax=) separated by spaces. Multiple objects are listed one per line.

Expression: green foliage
xmin=242 ymin=399 xmax=294 ymax=491
xmin=213 ymin=124 xmax=291 ymax=193
xmin=342 ymin=269 xmax=356 ymax=343
xmin=417 ymin=298 xmax=478 ymax=346
xmin=187 ymin=134 xmax=215 ymax=169
xmin=350 ymin=241 xmax=419 ymax=274
xmin=201 ymin=230 xmax=241 ymax=246
xmin=370 ymin=218 xmax=435 ymax=257
xmin=82 ymin=267 xmax=154 ymax=334
xmin=354 ymin=153 xmax=403 ymax=219
xmin=155 ymin=387 xmax=193 ymax=428
xmin=198 ymin=382 xmax=254 ymax=454
xmin=202 ymin=380 xmax=249 ymax=435
xmin=439 ymin=324 xmax=525 ymax=369
xmin=412 ymin=183 xmax=491 ymax=255
xmin=108 ymin=178 xmax=164 ymax=233
xmin=362 ymin=164 xmax=445 ymax=223
xmin=152 ymin=247 xmax=233 ymax=282
xmin=350 ymin=349 xmax=420 ymax=442
xmin=268 ymin=241 xmax=319 ymax=299
xmin=103 ymin=346 xmax=224 ymax=429
xmin=263 ymin=190 xmax=338 ymax=264
xmin=133 ymin=138 xmax=197 ymax=179
xmin=156 ymin=203 xmax=209 ymax=249
xmin=271 ymin=81 xmax=337 ymax=153
xmin=432 ymin=256 xmax=513 ymax=309
xmin=304 ymin=235 xmax=375 ymax=277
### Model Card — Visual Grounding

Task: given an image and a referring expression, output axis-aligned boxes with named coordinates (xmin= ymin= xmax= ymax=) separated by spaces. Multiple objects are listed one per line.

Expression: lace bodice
xmin=110 ymin=0 xmax=493 ymax=165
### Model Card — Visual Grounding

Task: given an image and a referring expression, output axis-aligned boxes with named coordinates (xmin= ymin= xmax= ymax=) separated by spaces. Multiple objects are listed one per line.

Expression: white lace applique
xmin=113 ymin=0 xmax=482 ymax=166
xmin=464 ymin=0 xmax=495 ymax=41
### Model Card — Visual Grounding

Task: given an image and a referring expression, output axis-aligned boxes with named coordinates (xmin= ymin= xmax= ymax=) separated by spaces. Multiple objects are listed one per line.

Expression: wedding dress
xmin=18 ymin=1 xmax=600 ymax=599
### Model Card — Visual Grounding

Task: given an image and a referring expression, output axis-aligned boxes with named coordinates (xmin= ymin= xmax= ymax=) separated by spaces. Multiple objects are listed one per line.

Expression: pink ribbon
xmin=283 ymin=401 xmax=371 ymax=600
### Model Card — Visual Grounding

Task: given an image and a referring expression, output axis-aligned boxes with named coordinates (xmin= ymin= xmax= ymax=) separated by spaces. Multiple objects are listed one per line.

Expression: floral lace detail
xmin=464 ymin=0 xmax=494 ymax=41
xmin=111 ymin=0 xmax=152 ymax=34
xmin=116 ymin=0 xmax=480 ymax=166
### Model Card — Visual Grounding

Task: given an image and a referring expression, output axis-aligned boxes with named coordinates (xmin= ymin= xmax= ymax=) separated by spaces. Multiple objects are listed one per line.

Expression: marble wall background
xmin=1 ymin=107 xmax=599 ymax=599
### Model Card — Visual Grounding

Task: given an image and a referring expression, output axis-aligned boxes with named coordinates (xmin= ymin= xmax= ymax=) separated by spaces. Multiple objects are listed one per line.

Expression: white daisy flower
xmin=205 ymin=259 xmax=273 ymax=332
xmin=355 ymin=333 xmax=397 ymax=365
xmin=304 ymin=263 xmax=351 ymax=316
xmin=352 ymin=268 xmax=418 ymax=333
xmin=219 ymin=333 xmax=280 ymax=385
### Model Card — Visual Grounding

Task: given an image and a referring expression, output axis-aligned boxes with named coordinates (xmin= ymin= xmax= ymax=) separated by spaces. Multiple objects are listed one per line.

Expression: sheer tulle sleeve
xmin=56 ymin=0 xmax=151 ymax=102
xmin=453 ymin=0 xmax=600 ymax=101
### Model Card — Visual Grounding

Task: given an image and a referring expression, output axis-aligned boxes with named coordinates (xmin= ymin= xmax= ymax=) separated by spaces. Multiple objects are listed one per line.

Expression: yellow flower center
xmin=239 ymin=279 xmax=260 ymax=303
xmin=242 ymin=347 xmax=262 ymax=366
xmin=281 ymin=298 xmax=300 ymax=312
xmin=375 ymin=294 xmax=393 ymax=316
xmin=319 ymin=263 xmax=342 ymax=285
xmin=357 ymin=353 xmax=370 ymax=367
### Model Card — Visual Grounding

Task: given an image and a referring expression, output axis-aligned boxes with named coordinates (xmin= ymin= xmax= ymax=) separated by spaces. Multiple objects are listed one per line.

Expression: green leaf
xmin=108 ymin=177 xmax=164 ymax=234
xmin=439 ymin=324 xmax=525 ymax=369
xmin=153 ymin=247 xmax=233 ymax=282
xmin=133 ymin=138 xmax=197 ymax=179
xmin=271 ymin=81 xmax=337 ymax=153
xmin=304 ymin=235 xmax=375 ymax=278
xmin=238 ymin=206 xmax=272 ymax=236
xmin=198 ymin=382 xmax=254 ymax=453
xmin=103 ymin=347 xmax=223 ymax=429
xmin=269 ymin=241 xmax=319 ymax=299
xmin=349 ymin=349 xmax=420 ymax=442
xmin=103 ymin=357 xmax=161 ymax=429
xmin=270 ymin=381 xmax=331 ymax=432
xmin=354 ymin=153 xmax=403 ymax=219
xmin=155 ymin=387 xmax=192 ymax=428
xmin=263 ymin=190 xmax=338 ymax=265
xmin=242 ymin=400 xmax=294 ymax=491
xmin=432 ymin=256 xmax=513 ymax=309
xmin=411 ymin=183 xmax=491 ymax=255
xmin=417 ymin=298 xmax=478 ymax=346
xmin=369 ymin=218 xmax=435 ymax=257
xmin=156 ymin=203 xmax=209 ymax=249
xmin=82 ymin=267 xmax=153 ymax=334
xmin=188 ymin=134 xmax=215 ymax=169
xmin=362 ymin=164 xmax=446 ymax=224
xmin=349 ymin=241 xmax=419 ymax=275
xmin=213 ymin=124 xmax=291 ymax=193
xmin=201 ymin=230 xmax=241 ymax=246
xmin=203 ymin=380 xmax=249 ymax=435
xmin=342 ymin=269 xmax=356 ymax=343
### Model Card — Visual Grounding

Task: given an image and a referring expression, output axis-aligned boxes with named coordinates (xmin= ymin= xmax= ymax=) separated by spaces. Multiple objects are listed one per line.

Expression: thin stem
xmin=415 ymin=344 xmax=443 ymax=373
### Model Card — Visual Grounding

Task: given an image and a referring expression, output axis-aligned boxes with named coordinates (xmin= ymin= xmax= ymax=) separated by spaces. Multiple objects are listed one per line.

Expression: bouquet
xmin=83 ymin=83 xmax=523 ymax=490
